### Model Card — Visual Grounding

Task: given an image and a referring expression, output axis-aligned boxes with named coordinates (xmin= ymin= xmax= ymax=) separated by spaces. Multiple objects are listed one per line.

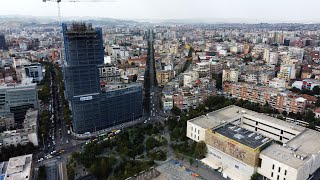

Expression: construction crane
xmin=43 ymin=0 xmax=115 ymax=61
xmin=43 ymin=0 xmax=115 ymax=25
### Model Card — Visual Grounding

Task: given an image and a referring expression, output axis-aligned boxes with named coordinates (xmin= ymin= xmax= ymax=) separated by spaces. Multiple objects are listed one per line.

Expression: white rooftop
xmin=261 ymin=129 xmax=320 ymax=169
xmin=188 ymin=105 xmax=306 ymax=133
xmin=5 ymin=154 xmax=32 ymax=180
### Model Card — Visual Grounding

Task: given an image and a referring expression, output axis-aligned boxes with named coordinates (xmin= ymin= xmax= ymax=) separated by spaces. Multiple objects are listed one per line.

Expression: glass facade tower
xmin=62 ymin=23 xmax=143 ymax=133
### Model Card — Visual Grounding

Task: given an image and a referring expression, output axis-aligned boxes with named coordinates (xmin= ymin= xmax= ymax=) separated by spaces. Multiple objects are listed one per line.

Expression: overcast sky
xmin=1 ymin=0 xmax=320 ymax=23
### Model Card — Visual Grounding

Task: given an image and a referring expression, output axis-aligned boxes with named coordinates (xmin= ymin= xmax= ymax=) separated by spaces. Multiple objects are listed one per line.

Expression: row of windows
xmin=243 ymin=122 xmax=289 ymax=141
xmin=243 ymin=117 xmax=296 ymax=136
xmin=271 ymin=164 xmax=287 ymax=180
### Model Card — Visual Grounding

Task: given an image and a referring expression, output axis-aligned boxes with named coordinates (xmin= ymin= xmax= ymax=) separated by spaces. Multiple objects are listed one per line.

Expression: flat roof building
xmin=187 ymin=105 xmax=320 ymax=180
xmin=4 ymin=154 xmax=34 ymax=180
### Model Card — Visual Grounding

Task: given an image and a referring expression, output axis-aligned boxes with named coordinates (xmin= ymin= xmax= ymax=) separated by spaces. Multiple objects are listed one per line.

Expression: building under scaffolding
xmin=62 ymin=23 xmax=143 ymax=133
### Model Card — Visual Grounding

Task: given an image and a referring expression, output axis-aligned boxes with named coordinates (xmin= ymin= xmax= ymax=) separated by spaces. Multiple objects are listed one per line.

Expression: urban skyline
xmin=1 ymin=0 xmax=320 ymax=23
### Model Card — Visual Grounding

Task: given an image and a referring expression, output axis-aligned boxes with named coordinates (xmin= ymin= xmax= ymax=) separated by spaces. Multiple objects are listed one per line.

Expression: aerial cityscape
xmin=1 ymin=0 xmax=320 ymax=180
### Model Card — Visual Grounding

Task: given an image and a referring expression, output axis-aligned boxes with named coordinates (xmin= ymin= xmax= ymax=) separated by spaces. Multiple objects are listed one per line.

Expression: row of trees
xmin=0 ymin=142 xmax=35 ymax=161
xmin=55 ymin=65 xmax=72 ymax=126
xmin=38 ymin=64 xmax=51 ymax=104
xmin=39 ymin=110 xmax=51 ymax=138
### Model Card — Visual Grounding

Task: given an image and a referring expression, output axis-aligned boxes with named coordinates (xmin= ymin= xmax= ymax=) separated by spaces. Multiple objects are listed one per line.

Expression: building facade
xmin=0 ymin=78 xmax=38 ymax=124
xmin=187 ymin=106 xmax=320 ymax=180
xmin=222 ymin=68 xmax=239 ymax=83
xmin=0 ymin=34 xmax=7 ymax=50
xmin=62 ymin=23 xmax=143 ymax=133
xmin=24 ymin=63 xmax=44 ymax=84
xmin=226 ymin=82 xmax=306 ymax=113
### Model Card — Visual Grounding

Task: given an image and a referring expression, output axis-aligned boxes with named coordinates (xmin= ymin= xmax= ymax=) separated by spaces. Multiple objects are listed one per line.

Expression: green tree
xmin=250 ymin=173 xmax=259 ymax=180
xmin=189 ymin=157 xmax=194 ymax=165
xmin=132 ymin=74 xmax=138 ymax=82
xmin=38 ymin=165 xmax=47 ymax=180
xmin=146 ymin=137 xmax=162 ymax=151
xmin=313 ymin=86 xmax=320 ymax=95
xmin=171 ymin=106 xmax=181 ymax=116
xmin=194 ymin=141 xmax=207 ymax=159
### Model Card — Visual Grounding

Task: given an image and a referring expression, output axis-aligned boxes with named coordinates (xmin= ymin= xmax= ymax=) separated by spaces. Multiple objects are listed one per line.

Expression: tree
xmin=189 ymin=157 xmax=194 ymax=165
xmin=304 ymin=110 xmax=315 ymax=123
xmin=146 ymin=137 xmax=162 ymax=151
xmin=250 ymin=173 xmax=259 ymax=180
xmin=38 ymin=165 xmax=47 ymax=180
xmin=194 ymin=141 xmax=207 ymax=159
xmin=291 ymin=87 xmax=301 ymax=93
xmin=132 ymin=74 xmax=138 ymax=82
xmin=313 ymin=86 xmax=320 ymax=95
xmin=171 ymin=106 xmax=181 ymax=116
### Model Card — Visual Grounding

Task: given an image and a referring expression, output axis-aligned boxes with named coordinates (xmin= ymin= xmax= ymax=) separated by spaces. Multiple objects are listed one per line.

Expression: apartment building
xmin=278 ymin=64 xmax=296 ymax=81
xmin=3 ymin=154 xmax=34 ymax=180
xmin=98 ymin=64 xmax=120 ymax=83
xmin=156 ymin=70 xmax=173 ymax=86
xmin=24 ymin=63 xmax=44 ymax=84
xmin=292 ymin=78 xmax=320 ymax=90
xmin=187 ymin=106 xmax=320 ymax=180
xmin=0 ymin=109 xmax=38 ymax=148
xmin=226 ymin=82 xmax=306 ymax=113
xmin=222 ymin=68 xmax=239 ymax=83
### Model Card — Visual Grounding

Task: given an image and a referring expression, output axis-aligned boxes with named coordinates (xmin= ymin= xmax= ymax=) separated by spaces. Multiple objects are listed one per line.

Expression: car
xmin=38 ymin=158 xmax=44 ymax=162
xmin=66 ymin=140 xmax=69 ymax=144
xmin=144 ymin=120 xmax=147 ymax=124
xmin=57 ymin=156 xmax=61 ymax=159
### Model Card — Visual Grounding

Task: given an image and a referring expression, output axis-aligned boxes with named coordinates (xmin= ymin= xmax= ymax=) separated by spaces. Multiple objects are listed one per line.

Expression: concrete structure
xmin=183 ymin=71 xmax=199 ymax=88
xmin=267 ymin=52 xmax=279 ymax=65
xmin=24 ymin=63 xmax=44 ymax=84
xmin=98 ymin=64 xmax=120 ymax=83
xmin=226 ymin=82 xmax=306 ymax=113
xmin=0 ymin=114 xmax=14 ymax=131
xmin=4 ymin=154 xmax=34 ymax=180
xmin=0 ymin=109 xmax=38 ymax=147
xmin=268 ymin=78 xmax=286 ymax=89
xmin=222 ymin=68 xmax=239 ymax=83
xmin=292 ymin=79 xmax=320 ymax=90
xmin=0 ymin=78 xmax=38 ymax=123
xmin=187 ymin=106 xmax=320 ymax=180
xmin=211 ymin=61 xmax=223 ymax=75
xmin=194 ymin=62 xmax=211 ymax=78
xmin=156 ymin=70 xmax=173 ymax=86
xmin=278 ymin=64 xmax=296 ymax=81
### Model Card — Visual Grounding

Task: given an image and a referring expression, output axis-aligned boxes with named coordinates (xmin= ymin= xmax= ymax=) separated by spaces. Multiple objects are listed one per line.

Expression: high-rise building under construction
xmin=62 ymin=23 xmax=143 ymax=133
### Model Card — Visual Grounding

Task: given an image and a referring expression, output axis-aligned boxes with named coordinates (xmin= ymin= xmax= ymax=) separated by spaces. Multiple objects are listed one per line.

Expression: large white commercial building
xmin=187 ymin=105 xmax=320 ymax=180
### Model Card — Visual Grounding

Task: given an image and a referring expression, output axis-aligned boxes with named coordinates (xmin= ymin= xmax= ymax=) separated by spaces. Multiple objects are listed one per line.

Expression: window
xmin=277 ymin=175 xmax=279 ymax=180
xmin=191 ymin=127 xmax=193 ymax=131
xmin=255 ymin=127 xmax=257 ymax=131
xmin=272 ymin=164 xmax=274 ymax=170
xmin=280 ymin=136 xmax=283 ymax=141
xmin=284 ymin=170 xmax=287 ymax=175
xmin=191 ymin=133 xmax=193 ymax=137
xmin=278 ymin=167 xmax=281 ymax=172
xmin=271 ymin=172 xmax=273 ymax=177
xmin=198 ymin=130 xmax=200 ymax=134
xmin=198 ymin=136 xmax=199 ymax=140
xmin=235 ymin=165 xmax=239 ymax=169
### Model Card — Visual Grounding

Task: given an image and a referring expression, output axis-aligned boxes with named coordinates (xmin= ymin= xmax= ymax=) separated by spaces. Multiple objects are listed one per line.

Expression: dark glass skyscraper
xmin=0 ymin=34 xmax=7 ymax=50
xmin=62 ymin=23 xmax=143 ymax=133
